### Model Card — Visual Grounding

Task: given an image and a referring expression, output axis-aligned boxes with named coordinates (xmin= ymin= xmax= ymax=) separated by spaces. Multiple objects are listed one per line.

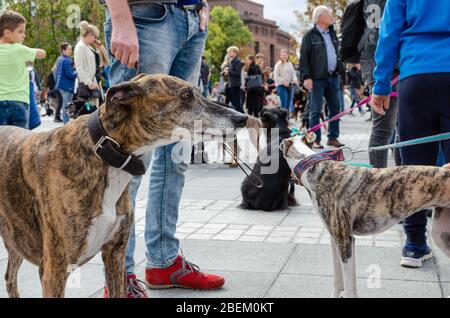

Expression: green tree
xmin=4 ymin=0 xmax=104 ymax=85
xmin=205 ymin=6 xmax=253 ymax=83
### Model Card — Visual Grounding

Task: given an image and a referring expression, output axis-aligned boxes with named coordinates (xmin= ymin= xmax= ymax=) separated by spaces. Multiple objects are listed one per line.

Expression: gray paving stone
xmin=177 ymin=209 xmax=223 ymax=223
xmin=210 ymin=210 xmax=287 ymax=226
xmin=183 ymin=185 xmax=241 ymax=200
xmin=266 ymin=274 xmax=442 ymax=298
xmin=433 ymin=247 xmax=450 ymax=282
xmin=176 ymin=240 xmax=295 ymax=274
xmin=282 ymin=244 xmax=439 ymax=282
xmin=280 ymin=213 xmax=324 ymax=227
xmin=442 ymin=283 xmax=450 ymax=298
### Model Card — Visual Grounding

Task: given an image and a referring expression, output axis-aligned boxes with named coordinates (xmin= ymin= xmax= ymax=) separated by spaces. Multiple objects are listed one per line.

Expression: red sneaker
xmin=145 ymin=255 xmax=225 ymax=290
xmin=103 ymin=274 xmax=148 ymax=298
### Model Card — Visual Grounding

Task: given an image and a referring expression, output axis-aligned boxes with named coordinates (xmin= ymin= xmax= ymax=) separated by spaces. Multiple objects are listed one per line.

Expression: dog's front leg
xmin=330 ymin=239 xmax=344 ymax=298
xmin=102 ymin=246 xmax=127 ymax=298
xmin=4 ymin=246 xmax=24 ymax=298
xmin=102 ymin=217 xmax=132 ymax=298
xmin=40 ymin=252 xmax=70 ymax=298
xmin=338 ymin=236 xmax=358 ymax=298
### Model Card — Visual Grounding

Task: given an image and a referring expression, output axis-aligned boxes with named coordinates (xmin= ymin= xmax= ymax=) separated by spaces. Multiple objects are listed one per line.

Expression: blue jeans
xmin=276 ymin=85 xmax=291 ymax=112
xmin=309 ymin=76 xmax=340 ymax=142
xmin=338 ymin=88 xmax=345 ymax=113
xmin=398 ymin=73 xmax=450 ymax=246
xmin=105 ymin=3 xmax=206 ymax=272
xmin=59 ymin=90 xmax=73 ymax=124
xmin=0 ymin=100 xmax=29 ymax=128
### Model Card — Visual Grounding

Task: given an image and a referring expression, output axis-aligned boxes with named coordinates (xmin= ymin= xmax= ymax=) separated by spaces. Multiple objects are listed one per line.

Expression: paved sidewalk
xmin=1 ymin=114 xmax=449 ymax=298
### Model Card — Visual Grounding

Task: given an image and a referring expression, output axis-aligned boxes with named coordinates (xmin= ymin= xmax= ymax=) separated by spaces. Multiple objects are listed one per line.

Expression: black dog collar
xmin=292 ymin=149 xmax=345 ymax=186
xmin=87 ymin=110 xmax=146 ymax=176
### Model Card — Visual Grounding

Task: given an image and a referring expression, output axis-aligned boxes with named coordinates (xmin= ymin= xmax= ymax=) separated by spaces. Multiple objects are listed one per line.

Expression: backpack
xmin=340 ymin=0 xmax=365 ymax=63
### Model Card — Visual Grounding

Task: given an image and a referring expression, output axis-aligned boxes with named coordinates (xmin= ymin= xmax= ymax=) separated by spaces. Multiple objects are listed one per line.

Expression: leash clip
xmin=340 ymin=146 xmax=355 ymax=162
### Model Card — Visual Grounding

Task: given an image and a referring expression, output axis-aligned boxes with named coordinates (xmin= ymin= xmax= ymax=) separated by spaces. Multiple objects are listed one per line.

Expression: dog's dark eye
xmin=180 ymin=88 xmax=194 ymax=100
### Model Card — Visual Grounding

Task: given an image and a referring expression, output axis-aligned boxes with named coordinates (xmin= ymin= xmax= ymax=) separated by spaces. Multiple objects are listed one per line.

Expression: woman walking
xmin=74 ymin=21 xmax=100 ymax=109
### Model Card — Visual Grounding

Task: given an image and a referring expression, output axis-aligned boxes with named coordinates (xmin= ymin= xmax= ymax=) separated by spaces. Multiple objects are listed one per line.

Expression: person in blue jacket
xmin=54 ymin=42 xmax=77 ymax=124
xmin=371 ymin=0 xmax=450 ymax=268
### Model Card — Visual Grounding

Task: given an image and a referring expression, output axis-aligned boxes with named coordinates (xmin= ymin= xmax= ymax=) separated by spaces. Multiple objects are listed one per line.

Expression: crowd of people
xmin=1 ymin=0 xmax=449 ymax=298
xmin=0 ymin=15 xmax=110 ymax=128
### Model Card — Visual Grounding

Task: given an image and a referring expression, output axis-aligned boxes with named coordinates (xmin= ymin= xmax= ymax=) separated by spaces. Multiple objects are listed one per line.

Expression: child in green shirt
xmin=0 ymin=10 xmax=46 ymax=128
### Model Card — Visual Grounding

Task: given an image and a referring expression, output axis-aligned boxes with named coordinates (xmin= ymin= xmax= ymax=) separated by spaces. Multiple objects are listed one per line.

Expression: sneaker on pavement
xmin=103 ymin=274 xmax=148 ymax=298
xmin=145 ymin=255 xmax=225 ymax=290
xmin=400 ymin=245 xmax=433 ymax=268
xmin=326 ymin=138 xmax=345 ymax=148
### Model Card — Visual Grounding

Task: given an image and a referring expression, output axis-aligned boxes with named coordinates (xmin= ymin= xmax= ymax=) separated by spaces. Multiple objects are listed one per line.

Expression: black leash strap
xmin=223 ymin=142 xmax=264 ymax=189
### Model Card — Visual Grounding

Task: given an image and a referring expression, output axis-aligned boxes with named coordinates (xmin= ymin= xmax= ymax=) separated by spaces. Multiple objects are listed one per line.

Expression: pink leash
xmin=307 ymin=76 xmax=399 ymax=134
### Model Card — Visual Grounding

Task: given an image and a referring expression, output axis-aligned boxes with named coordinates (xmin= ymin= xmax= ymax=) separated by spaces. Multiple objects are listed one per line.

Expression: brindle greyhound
xmin=280 ymin=135 xmax=450 ymax=298
xmin=0 ymin=74 xmax=256 ymax=298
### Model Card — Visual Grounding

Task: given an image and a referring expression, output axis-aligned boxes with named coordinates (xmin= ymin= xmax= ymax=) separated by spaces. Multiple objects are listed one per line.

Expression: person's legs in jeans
xmin=398 ymin=74 xmax=440 ymax=255
xmin=59 ymin=90 xmax=74 ymax=124
xmin=106 ymin=4 xmax=206 ymax=272
xmin=126 ymin=151 xmax=153 ymax=274
xmin=323 ymin=76 xmax=341 ymax=141
xmin=0 ymin=101 xmax=29 ymax=128
xmin=338 ymin=88 xmax=345 ymax=113
xmin=368 ymin=97 xmax=398 ymax=168
xmin=308 ymin=79 xmax=326 ymax=142
xmin=276 ymin=85 xmax=289 ymax=112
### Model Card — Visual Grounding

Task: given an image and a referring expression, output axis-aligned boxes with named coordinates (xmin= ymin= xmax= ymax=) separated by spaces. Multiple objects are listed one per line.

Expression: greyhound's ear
xmin=280 ymin=138 xmax=294 ymax=156
xmin=106 ymin=81 xmax=144 ymax=111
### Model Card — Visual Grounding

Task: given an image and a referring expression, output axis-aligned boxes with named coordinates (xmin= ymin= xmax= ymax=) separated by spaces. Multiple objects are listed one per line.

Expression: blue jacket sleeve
xmin=373 ymin=0 xmax=406 ymax=95
xmin=63 ymin=58 xmax=78 ymax=80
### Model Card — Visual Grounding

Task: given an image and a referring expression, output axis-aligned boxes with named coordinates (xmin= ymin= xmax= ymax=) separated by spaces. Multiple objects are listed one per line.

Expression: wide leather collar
xmin=87 ymin=110 xmax=146 ymax=176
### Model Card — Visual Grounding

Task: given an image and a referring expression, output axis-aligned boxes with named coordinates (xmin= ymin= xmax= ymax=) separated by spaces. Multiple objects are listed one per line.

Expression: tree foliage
xmin=205 ymin=6 xmax=253 ymax=83
xmin=3 ymin=0 xmax=104 ymax=84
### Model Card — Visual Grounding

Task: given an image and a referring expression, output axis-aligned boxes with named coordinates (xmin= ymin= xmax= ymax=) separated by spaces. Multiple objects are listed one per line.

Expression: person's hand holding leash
xmin=371 ymin=94 xmax=390 ymax=115
xmin=106 ymin=0 xmax=139 ymax=69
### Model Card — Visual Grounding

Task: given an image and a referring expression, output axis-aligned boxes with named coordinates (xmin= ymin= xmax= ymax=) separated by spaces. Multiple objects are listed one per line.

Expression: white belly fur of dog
xmin=78 ymin=167 xmax=130 ymax=264
xmin=282 ymin=137 xmax=450 ymax=298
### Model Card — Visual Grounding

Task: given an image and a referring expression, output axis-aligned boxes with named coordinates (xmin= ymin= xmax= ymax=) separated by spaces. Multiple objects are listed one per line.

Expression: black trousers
xmin=399 ymin=73 xmax=450 ymax=245
xmin=229 ymin=86 xmax=243 ymax=113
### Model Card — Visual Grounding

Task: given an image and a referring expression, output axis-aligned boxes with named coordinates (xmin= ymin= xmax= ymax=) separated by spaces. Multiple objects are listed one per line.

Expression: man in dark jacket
xmin=225 ymin=46 xmax=243 ymax=113
xmin=300 ymin=5 xmax=345 ymax=149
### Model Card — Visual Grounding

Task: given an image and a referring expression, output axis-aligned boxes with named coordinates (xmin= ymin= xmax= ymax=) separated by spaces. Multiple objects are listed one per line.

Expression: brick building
xmin=208 ymin=0 xmax=294 ymax=67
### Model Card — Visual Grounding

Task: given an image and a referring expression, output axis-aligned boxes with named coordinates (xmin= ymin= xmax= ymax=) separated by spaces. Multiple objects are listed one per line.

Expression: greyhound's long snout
xmin=232 ymin=114 xmax=248 ymax=128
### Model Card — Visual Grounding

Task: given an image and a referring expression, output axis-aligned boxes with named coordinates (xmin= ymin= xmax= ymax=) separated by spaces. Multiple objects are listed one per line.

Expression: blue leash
xmin=341 ymin=132 xmax=450 ymax=163
xmin=347 ymin=132 xmax=450 ymax=154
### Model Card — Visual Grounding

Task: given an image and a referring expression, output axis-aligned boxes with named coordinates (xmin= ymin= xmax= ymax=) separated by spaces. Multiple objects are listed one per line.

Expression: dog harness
xmin=88 ymin=110 xmax=146 ymax=176
xmin=292 ymin=149 xmax=345 ymax=186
